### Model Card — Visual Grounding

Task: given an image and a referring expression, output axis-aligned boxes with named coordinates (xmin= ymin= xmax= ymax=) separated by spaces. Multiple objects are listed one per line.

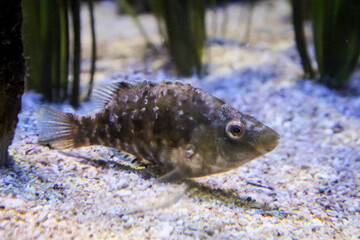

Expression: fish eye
xmin=226 ymin=120 xmax=245 ymax=140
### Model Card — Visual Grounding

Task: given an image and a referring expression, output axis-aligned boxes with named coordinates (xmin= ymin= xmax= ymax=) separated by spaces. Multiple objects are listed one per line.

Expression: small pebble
xmin=157 ymin=223 xmax=174 ymax=239
xmin=2 ymin=198 xmax=25 ymax=208
xmin=116 ymin=190 xmax=132 ymax=197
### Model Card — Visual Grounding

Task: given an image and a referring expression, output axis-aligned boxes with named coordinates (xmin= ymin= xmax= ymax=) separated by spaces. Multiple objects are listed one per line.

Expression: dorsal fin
xmin=91 ymin=79 xmax=162 ymax=111
xmin=91 ymin=81 xmax=130 ymax=111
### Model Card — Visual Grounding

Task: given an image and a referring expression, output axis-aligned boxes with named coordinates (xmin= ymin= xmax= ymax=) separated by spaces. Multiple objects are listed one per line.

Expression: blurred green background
xmin=21 ymin=0 xmax=360 ymax=108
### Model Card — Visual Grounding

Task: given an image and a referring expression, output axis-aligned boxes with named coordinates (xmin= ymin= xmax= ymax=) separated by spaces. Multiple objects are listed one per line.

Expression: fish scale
xmin=38 ymin=80 xmax=280 ymax=181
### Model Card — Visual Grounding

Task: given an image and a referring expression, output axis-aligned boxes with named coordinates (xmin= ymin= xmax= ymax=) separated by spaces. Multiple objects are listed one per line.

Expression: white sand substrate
xmin=1 ymin=0 xmax=360 ymax=239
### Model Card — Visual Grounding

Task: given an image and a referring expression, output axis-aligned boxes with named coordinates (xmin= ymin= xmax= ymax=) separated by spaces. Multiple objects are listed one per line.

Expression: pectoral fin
xmin=155 ymin=168 xmax=183 ymax=183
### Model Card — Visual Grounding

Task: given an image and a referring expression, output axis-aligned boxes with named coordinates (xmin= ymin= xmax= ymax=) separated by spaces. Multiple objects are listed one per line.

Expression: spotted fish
xmin=38 ymin=80 xmax=279 ymax=181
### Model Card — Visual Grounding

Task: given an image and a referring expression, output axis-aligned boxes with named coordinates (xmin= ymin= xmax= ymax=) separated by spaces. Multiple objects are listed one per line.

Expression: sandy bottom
xmin=1 ymin=0 xmax=360 ymax=239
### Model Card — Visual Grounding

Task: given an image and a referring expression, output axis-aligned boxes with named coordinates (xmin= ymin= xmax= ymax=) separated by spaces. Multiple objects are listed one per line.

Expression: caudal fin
xmin=37 ymin=106 xmax=75 ymax=149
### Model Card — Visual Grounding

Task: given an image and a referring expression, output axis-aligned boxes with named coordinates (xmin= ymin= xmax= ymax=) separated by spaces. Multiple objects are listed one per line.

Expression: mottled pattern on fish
xmin=38 ymin=80 xmax=279 ymax=181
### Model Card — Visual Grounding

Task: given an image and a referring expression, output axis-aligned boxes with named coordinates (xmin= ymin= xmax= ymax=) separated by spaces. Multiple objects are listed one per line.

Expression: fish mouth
xmin=256 ymin=128 xmax=280 ymax=155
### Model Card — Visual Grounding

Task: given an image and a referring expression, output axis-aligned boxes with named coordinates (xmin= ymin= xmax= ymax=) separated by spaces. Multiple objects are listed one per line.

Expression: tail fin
xmin=37 ymin=106 xmax=75 ymax=149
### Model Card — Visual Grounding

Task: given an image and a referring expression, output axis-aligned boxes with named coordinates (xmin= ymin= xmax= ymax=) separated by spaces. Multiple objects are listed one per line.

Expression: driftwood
xmin=0 ymin=0 xmax=25 ymax=167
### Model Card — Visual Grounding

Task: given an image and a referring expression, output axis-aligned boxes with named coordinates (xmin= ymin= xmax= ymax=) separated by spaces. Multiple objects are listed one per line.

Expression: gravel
xmin=1 ymin=0 xmax=360 ymax=239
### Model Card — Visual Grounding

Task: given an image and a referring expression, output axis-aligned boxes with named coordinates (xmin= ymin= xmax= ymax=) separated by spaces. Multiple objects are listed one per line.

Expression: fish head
xmin=214 ymin=104 xmax=280 ymax=171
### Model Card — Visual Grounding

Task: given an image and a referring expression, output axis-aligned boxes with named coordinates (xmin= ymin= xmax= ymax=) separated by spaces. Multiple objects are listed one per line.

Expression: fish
xmin=37 ymin=80 xmax=279 ymax=182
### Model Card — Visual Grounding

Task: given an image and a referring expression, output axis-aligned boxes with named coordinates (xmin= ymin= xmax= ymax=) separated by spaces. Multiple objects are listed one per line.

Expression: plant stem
xmin=70 ymin=0 xmax=81 ymax=108
xmin=86 ymin=0 xmax=97 ymax=101
xmin=291 ymin=0 xmax=315 ymax=79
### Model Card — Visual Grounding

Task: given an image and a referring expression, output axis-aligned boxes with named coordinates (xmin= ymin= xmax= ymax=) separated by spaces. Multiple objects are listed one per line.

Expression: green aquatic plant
xmin=117 ymin=0 xmax=154 ymax=49
xmin=22 ymin=0 xmax=97 ymax=108
xmin=122 ymin=0 xmax=258 ymax=76
xmin=86 ymin=0 xmax=97 ymax=101
xmin=209 ymin=0 xmax=256 ymax=45
xmin=119 ymin=0 xmax=205 ymax=76
xmin=148 ymin=0 xmax=206 ymax=76
xmin=291 ymin=0 xmax=315 ymax=79
xmin=292 ymin=0 xmax=360 ymax=88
